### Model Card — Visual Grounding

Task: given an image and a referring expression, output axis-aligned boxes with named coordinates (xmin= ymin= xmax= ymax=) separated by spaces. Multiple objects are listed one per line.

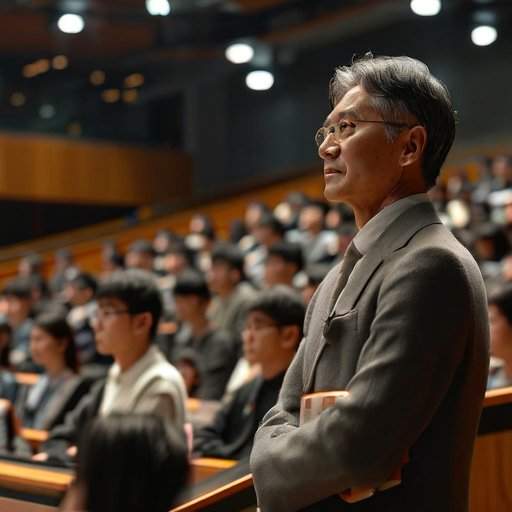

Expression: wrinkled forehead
xmin=324 ymin=85 xmax=377 ymax=126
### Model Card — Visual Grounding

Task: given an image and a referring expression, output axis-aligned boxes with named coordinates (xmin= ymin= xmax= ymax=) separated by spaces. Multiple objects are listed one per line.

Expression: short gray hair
xmin=329 ymin=52 xmax=456 ymax=188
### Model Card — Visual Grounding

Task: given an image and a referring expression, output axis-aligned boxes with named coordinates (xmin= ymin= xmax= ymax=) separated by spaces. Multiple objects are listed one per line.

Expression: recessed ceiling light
xmin=90 ymin=70 xmax=106 ymax=86
xmin=471 ymin=25 xmax=497 ymax=46
xmin=246 ymin=70 xmax=274 ymax=91
xmin=225 ymin=43 xmax=254 ymax=64
xmin=146 ymin=0 xmax=171 ymax=16
xmin=52 ymin=55 xmax=68 ymax=70
xmin=410 ymin=0 xmax=441 ymax=16
xmin=57 ymin=14 xmax=85 ymax=34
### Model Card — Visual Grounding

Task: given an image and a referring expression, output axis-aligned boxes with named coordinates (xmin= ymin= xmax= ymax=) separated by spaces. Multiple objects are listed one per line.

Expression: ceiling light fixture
xmin=57 ymin=13 xmax=85 ymax=34
xmin=471 ymin=25 xmax=497 ymax=46
xmin=146 ymin=0 xmax=171 ymax=16
xmin=225 ymin=43 xmax=254 ymax=64
xmin=246 ymin=70 xmax=274 ymax=91
xmin=410 ymin=0 xmax=441 ymax=16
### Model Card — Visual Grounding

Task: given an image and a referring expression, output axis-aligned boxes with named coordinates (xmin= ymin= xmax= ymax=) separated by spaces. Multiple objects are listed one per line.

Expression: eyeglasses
xmin=91 ymin=308 xmax=130 ymax=321
xmin=314 ymin=119 xmax=415 ymax=147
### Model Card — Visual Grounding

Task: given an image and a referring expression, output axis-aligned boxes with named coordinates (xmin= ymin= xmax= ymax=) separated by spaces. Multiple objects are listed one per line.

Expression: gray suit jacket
xmin=250 ymin=202 xmax=489 ymax=512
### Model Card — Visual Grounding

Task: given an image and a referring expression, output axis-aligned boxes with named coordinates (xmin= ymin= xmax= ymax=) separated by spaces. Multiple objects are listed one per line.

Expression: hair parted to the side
xmin=329 ymin=52 xmax=456 ymax=188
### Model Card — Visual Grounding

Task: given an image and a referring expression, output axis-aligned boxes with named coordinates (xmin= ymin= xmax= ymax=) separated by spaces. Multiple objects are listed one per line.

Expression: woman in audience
xmin=0 ymin=320 xmax=17 ymax=403
xmin=60 ymin=414 xmax=189 ymax=512
xmin=487 ymin=283 xmax=512 ymax=388
xmin=16 ymin=312 xmax=88 ymax=430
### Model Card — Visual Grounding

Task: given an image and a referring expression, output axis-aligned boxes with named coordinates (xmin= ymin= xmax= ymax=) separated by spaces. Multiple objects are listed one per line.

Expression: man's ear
xmin=280 ymin=325 xmax=301 ymax=350
xmin=133 ymin=312 xmax=153 ymax=337
xmin=399 ymin=125 xmax=427 ymax=168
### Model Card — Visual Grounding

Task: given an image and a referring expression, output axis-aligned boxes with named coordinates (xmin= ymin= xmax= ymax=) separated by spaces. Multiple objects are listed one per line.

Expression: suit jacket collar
xmin=333 ymin=201 xmax=441 ymax=316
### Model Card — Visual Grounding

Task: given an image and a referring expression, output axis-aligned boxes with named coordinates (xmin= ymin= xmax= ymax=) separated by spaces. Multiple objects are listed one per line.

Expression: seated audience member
xmin=244 ymin=213 xmax=285 ymax=286
xmin=49 ymin=248 xmax=78 ymax=296
xmin=263 ymin=241 xmax=304 ymax=289
xmin=186 ymin=214 xmax=217 ymax=272
xmin=286 ymin=200 xmax=338 ymax=264
xmin=36 ymin=270 xmax=187 ymax=463
xmin=158 ymin=240 xmax=195 ymax=316
xmin=60 ymin=414 xmax=189 ymax=512
xmin=125 ymin=240 xmax=155 ymax=273
xmin=193 ymin=287 xmax=305 ymax=459
xmin=65 ymin=273 xmax=100 ymax=367
xmin=3 ymin=277 xmax=37 ymax=371
xmin=16 ymin=313 xmax=88 ymax=431
xmin=18 ymin=252 xmax=43 ymax=279
xmin=207 ymin=243 xmax=256 ymax=341
xmin=100 ymin=241 xmax=124 ymax=278
xmin=488 ymin=283 xmax=512 ymax=388
xmin=173 ymin=271 xmax=237 ymax=400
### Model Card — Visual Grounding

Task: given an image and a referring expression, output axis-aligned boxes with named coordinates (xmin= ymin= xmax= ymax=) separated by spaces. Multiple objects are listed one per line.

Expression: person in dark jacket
xmin=193 ymin=287 xmax=305 ymax=459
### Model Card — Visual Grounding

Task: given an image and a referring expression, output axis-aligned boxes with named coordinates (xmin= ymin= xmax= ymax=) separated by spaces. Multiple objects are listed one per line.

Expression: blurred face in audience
xmin=30 ymin=326 xmax=66 ymax=371
xmin=488 ymin=304 xmax=512 ymax=361
xmin=207 ymin=261 xmax=239 ymax=295
xmin=174 ymin=295 xmax=207 ymax=323
xmin=162 ymin=253 xmax=188 ymax=276
xmin=264 ymin=256 xmax=296 ymax=288
xmin=5 ymin=295 xmax=31 ymax=327
xmin=299 ymin=206 xmax=324 ymax=234
xmin=64 ymin=283 xmax=93 ymax=307
xmin=125 ymin=251 xmax=154 ymax=272
xmin=242 ymin=311 xmax=298 ymax=374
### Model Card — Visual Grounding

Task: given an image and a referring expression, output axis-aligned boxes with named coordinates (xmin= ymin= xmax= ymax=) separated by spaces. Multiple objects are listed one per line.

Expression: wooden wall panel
xmin=0 ymin=134 xmax=192 ymax=206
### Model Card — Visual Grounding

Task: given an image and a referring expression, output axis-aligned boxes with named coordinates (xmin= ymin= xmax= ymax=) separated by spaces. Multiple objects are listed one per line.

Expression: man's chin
xmin=324 ymin=182 xmax=349 ymax=203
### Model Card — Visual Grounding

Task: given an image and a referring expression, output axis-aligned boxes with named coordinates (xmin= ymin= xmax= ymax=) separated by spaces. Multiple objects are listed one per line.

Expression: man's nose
xmin=318 ymin=137 xmax=340 ymax=160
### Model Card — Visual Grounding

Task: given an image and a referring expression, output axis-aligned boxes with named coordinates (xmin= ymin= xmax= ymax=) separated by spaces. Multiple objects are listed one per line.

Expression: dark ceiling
xmin=0 ymin=0 xmax=509 ymax=145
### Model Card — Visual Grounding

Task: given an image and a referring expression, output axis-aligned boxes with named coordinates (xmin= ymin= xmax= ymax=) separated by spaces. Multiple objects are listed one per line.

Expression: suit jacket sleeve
xmin=250 ymin=247 xmax=479 ymax=511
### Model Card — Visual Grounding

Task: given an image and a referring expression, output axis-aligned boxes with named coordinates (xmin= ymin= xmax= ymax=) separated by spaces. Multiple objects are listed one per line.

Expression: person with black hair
xmin=245 ymin=213 xmax=285 ymax=286
xmin=0 ymin=321 xmax=16 ymax=404
xmin=65 ymin=272 xmax=102 ymax=368
xmin=3 ymin=277 xmax=36 ymax=371
xmin=207 ymin=242 xmax=257 ymax=341
xmin=16 ymin=313 xmax=88 ymax=431
xmin=263 ymin=241 xmax=304 ymax=289
xmin=60 ymin=414 xmax=189 ymax=512
xmin=173 ymin=270 xmax=237 ymax=400
xmin=487 ymin=283 xmax=512 ymax=389
xmin=287 ymin=200 xmax=338 ymax=264
xmin=194 ymin=287 xmax=304 ymax=460
xmin=125 ymin=240 xmax=155 ymax=273
xmin=35 ymin=269 xmax=187 ymax=463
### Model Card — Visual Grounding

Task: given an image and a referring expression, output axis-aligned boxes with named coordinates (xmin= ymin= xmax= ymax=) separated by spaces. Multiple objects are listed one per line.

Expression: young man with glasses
xmin=251 ymin=53 xmax=489 ymax=512
xmin=35 ymin=269 xmax=187 ymax=463
xmin=193 ymin=287 xmax=304 ymax=460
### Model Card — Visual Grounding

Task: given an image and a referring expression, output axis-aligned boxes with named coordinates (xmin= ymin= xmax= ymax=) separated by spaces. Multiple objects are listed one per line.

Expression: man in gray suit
xmin=250 ymin=53 xmax=490 ymax=512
